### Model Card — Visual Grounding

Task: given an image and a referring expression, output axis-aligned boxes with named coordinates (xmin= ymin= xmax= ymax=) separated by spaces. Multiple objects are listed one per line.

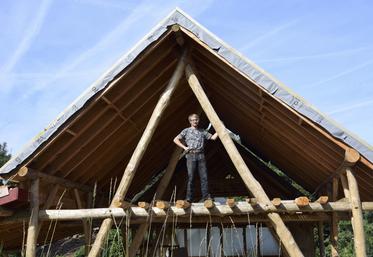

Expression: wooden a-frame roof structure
xmin=0 ymin=8 xmax=372 ymax=257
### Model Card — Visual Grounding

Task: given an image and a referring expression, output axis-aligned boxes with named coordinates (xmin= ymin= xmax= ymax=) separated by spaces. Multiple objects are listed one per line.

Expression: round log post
xmin=25 ymin=178 xmax=39 ymax=257
xmin=346 ymin=167 xmax=367 ymax=257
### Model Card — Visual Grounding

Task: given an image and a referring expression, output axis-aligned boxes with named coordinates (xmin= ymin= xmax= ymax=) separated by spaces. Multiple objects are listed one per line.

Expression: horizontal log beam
xmin=2 ymin=201 xmax=372 ymax=226
xmin=35 ymin=201 xmax=373 ymax=220
xmin=17 ymin=167 xmax=92 ymax=192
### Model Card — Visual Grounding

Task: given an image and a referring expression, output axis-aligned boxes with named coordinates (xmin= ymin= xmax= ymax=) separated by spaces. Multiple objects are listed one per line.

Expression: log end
xmin=271 ymin=198 xmax=282 ymax=207
xmin=156 ymin=201 xmax=170 ymax=209
xmin=18 ymin=166 xmax=30 ymax=177
xmin=294 ymin=196 xmax=310 ymax=207
xmin=138 ymin=202 xmax=150 ymax=209
xmin=204 ymin=199 xmax=215 ymax=209
xmin=315 ymin=196 xmax=329 ymax=205
xmin=344 ymin=148 xmax=360 ymax=166
xmin=176 ymin=200 xmax=191 ymax=209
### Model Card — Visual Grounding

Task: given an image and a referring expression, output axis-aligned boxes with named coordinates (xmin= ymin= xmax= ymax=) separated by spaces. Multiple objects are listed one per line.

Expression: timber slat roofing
xmin=0 ymin=8 xmax=372 ymax=197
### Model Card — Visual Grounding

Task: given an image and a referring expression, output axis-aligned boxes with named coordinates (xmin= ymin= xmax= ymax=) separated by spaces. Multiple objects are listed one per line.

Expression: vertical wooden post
xmin=185 ymin=63 xmax=304 ymax=257
xmin=73 ymin=189 xmax=91 ymax=256
xmin=25 ymin=178 xmax=40 ymax=257
xmin=87 ymin=50 xmax=187 ymax=257
xmin=346 ymin=167 xmax=367 ymax=257
xmin=317 ymin=222 xmax=326 ymax=257
xmin=36 ymin=184 xmax=59 ymax=237
xmin=330 ymin=178 xmax=339 ymax=257
xmin=128 ymin=147 xmax=183 ymax=257
xmin=340 ymin=174 xmax=350 ymax=199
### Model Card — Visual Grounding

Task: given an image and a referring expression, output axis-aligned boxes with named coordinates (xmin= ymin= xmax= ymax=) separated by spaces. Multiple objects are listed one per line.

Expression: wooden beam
xmin=73 ymin=189 xmax=91 ymax=256
xmin=314 ymin=147 xmax=361 ymax=195
xmin=340 ymin=173 xmax=350 ymax=199
xmin=318 ymin=222 xmax=326 ymax=257
xmin=35 ymin=207 xmax=335 ymax=221
xmin=346 ymin=167 xmax=367 ymax=257
xmin=171 ymin=24 xmax=185 ymax=46
xmin=330 ymin=178 xmax=339 ymax=257
xmin=16 ymin=167 xmax=92 ymax=192
xmin=25 ymin=178 xmax=39 ymax=257
xmin=155 ymin=147 xmax=183 ymax=197
xmin=2 ymin=201 xmax=372 ymax=226
xmin=185 ymin=63 xmax=304 ymax=257
xmin=87 ymin=50 xmax=188 ymax=257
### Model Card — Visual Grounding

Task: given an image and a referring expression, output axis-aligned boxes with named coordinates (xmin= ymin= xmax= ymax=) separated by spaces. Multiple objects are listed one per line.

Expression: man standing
xmin=173 ymin=114 xmax=218 ymax=202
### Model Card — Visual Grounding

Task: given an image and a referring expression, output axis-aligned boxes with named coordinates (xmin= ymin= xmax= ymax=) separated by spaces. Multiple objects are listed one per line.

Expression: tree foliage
xmin=0 ymin=142 xmax=11 ymax=168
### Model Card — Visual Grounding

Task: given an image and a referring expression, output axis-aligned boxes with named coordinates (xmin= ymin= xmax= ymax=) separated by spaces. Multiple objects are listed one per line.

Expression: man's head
xmin=188 ymin=113 xmax=199 ymax=128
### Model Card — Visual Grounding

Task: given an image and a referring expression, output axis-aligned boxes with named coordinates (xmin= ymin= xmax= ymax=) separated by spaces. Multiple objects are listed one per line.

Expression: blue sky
xmin=0 ymin=0 xmax=372 ymax=155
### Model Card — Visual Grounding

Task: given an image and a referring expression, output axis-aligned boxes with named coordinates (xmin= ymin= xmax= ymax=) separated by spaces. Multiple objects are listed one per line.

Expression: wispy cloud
xmin=256 ymin=46 xmax=372 ymax=63
xmin=328 ymin=99 xmax=373 ymax=115
xmin=0 ymin=0 xmax=53 ymax=92
xmin=304 ymin=60 xmax=373 ymax=88
xmin=18 ymin=0 xmax=215 ymax=100
xmin=240 ymin=20 xmax=298 ymax=51
xmin=18 ymin=0 xmax=166 ymax=100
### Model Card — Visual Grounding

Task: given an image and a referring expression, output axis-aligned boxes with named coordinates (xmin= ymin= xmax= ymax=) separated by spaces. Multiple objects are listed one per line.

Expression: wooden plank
xmin=25 ymin=178 xmax=39 ymax=257
xmin=87 ymin=50 xmax=187 ymax=257
xmin=185 ymin=63 xmax=304 ymax=257
xmin=346 ymin=167 xmax=367 ymax=257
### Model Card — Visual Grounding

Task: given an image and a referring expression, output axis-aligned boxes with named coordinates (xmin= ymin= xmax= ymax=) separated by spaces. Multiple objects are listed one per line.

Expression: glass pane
xmin=210 ymin=227 xmax=222 ymax=257
xmin=245 ymin=225 xmax=257 ymax=256
xmin=260 ymin=227 xmax=281 ymax=256
xmin=187 ymin=228 xmax=207 ymax=256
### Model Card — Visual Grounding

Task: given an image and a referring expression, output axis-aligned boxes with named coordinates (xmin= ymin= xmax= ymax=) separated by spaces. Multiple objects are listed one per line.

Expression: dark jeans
xmin=185 ymin=153 xmax=210 ymax=201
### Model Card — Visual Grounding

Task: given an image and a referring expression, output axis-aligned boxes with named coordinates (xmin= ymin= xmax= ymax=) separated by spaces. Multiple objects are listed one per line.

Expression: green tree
xmin=0 ymin=142 xmax=11 ymax=167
